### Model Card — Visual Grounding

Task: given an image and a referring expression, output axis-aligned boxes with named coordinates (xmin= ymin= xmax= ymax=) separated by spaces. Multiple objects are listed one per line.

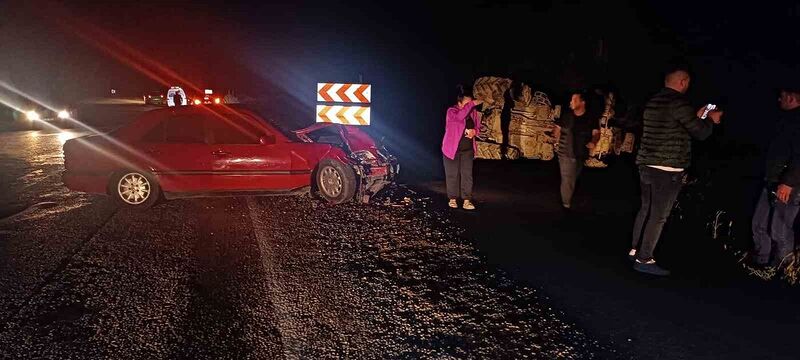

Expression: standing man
xmin=750 ymin=86 xmax=800 ymax=269
xmin=629 ymin=68 xmax=722 ymax=276
xmin=552 ymin=90 xmax=597 ymax=211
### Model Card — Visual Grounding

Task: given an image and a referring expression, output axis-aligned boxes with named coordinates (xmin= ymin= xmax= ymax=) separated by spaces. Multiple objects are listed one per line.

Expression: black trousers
xmin=631 ymin=166 xmax=685 ymax=261
xmin=443 ymin=149 xmax=474 ymax=200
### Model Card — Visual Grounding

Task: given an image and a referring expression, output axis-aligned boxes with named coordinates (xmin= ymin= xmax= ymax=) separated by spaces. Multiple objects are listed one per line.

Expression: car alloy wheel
xmin=117 ymin=172 xmax=151 ymax=205
xmin=319 ymin=165 xmax=343 ymax=198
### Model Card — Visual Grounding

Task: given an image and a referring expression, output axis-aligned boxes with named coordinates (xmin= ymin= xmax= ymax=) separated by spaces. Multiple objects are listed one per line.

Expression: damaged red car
xmin=62 ymin=104 xmax=398 ymax=209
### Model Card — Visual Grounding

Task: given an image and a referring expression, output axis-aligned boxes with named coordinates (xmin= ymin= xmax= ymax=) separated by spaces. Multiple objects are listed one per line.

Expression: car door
xmin=204 ymin=111 xmax=296 ymax=191
xmin=136 ymin=112 xmax=215 ymax=193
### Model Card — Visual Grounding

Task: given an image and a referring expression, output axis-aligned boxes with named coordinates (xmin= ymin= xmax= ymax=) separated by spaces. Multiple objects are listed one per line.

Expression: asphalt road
xmin=419 ymin=159 xmax=800 ymax=360
xmin=0 ymin=102 xmax=610 ymax=359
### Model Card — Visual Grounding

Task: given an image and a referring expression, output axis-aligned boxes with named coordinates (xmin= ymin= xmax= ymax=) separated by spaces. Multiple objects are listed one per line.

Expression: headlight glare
xmin=26 ymin=110 xmax=40 ymax=121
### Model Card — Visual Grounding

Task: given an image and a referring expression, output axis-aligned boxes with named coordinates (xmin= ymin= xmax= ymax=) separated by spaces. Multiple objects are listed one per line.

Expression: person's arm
xmin=583 ymin=116 xmax=600 ymax=149
xmin=675 ymin=100 xmax=713 ymax=140
xmin=776 ymin=128 xmax=800 ymax=202
xmin=470 ymin=108 xmax=481 ymax=138
xmin=446 ymin=100 xmax=480 ymax=124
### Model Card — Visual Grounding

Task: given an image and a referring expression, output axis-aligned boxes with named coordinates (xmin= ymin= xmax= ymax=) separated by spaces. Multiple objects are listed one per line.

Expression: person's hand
xmin=473 ymin=99 xmax=483 ymax=106
xmin=465 ymin=129 xmax=476 ymax=139
xmin=708 ymin=110 xmax=723 ymax=124
xmin=777 ymin=184 xmax=793 ymax=204
xmin=586 ymin=142 xmax=596 ymax=149
xmin=696 ymin=106 xmax=708 ymax=118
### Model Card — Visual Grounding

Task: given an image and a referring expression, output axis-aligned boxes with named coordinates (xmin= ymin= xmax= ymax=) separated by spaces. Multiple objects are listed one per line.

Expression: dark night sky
xmin=2 ymin=0 xmax=800 ymax=175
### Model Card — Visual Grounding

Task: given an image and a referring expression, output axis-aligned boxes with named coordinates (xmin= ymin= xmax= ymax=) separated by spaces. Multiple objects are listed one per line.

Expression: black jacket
xmin=636 ymin=87 xmax=713 ymax=168
xmin=765 ymin=108 xmax=800 ymax=187
xmin=556 ymin=111 xmax=595 ymax=161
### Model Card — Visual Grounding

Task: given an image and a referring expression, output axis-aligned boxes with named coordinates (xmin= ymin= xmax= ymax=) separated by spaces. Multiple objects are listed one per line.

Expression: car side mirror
xmin=259 ymin=135 xmax=275 ymax=145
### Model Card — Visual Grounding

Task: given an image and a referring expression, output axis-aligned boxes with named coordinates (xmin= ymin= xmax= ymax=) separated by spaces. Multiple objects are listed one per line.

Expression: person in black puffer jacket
xmin=629 ymin=68 xmax=723 ymax=276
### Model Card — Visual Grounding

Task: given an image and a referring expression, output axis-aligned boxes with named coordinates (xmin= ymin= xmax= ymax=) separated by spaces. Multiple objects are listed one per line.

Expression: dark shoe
xmin=633 ymin=260 xmax=670 ymax=276
xmin=627 ymin=249 xmax=637 ymax=262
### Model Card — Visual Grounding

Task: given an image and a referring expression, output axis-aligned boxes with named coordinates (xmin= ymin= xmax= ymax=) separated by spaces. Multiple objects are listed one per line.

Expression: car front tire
xmin=315 ymin=159 xmax=356 ymax=204
xmin=110 ymin=170 xmax=160 ymax=209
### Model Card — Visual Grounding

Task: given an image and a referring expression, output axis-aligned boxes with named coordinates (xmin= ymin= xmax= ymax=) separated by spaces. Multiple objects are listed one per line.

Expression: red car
xmin=62 ymin=105 xmax=398 ymax=208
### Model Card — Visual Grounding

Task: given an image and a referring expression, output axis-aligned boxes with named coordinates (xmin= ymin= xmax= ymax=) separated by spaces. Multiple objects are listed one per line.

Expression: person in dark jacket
xmin=552 ymin=90 xmax=598 ymax=210
xmin=629 ymin=68 xmax=723 ymax=276
xmin=750 ymin=87 xmax=800 ymax=269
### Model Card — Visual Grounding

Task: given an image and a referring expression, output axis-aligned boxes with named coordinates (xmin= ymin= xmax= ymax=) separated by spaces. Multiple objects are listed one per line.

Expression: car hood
xmin=294 ymin=123 xmax=379 ymax=152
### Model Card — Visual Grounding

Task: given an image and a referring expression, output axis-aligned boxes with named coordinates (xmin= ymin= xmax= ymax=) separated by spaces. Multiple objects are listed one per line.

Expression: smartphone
xmin=701 ymin=103 xmax=717 ymax=119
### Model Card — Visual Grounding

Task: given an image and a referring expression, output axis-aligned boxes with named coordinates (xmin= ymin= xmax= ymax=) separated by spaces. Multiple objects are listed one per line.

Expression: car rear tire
xmin=110 ymin=170 xmax=160 ymax=210
xmin=315 ymin=159 xmax=356 ymax=204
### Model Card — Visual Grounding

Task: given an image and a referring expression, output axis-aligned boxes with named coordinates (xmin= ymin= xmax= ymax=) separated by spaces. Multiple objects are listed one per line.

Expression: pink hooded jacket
xmin=441 ymin=100 xmax=481 ymax=160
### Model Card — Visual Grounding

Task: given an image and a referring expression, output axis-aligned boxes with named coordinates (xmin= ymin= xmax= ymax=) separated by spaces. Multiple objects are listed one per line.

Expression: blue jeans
xmin=631 ymin=166 xmax=685 ymax=261
xmin=752 ymin=187 xmax=800 ymax=266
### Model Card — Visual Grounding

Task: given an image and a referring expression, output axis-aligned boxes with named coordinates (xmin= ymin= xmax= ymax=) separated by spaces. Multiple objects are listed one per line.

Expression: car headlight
xmin=57 ymin=110 xmax=70 ymax=119
xmin=26 ymin=110 xmax=40 ymax=121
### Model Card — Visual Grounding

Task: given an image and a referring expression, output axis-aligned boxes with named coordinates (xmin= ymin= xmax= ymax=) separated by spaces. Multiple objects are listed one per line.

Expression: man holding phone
xmin=750 ymin=86 xmax=800 ymax=269
xmin=629 ymin=67 xmax=723 ymax=276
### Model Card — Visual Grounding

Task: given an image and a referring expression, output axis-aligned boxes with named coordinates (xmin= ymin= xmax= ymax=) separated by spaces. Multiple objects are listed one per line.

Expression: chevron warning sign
xmin=317 ymin=83 xmax=371 ymax=103
xmin=316 ymin=105 xmax=371 ymax=125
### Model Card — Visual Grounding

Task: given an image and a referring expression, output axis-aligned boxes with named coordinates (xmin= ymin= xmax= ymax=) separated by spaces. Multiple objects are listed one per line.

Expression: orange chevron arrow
xmin=336 ymin=83 xmax=352 ymax=103
xmin=355 ymin=84 xmax=370 ymax=103
xmin=318 ymin=83 xmax=334 ymax=102
xmin=354 ymin=107 xmax=368 ymax=125
xmin=336 ymin=106 xmax=351 ymax=125
xmin=318 ymin=105 xmax=332 ymax=123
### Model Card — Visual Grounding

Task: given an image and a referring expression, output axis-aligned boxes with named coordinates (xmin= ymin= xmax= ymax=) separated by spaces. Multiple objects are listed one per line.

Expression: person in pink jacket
xmin=441 ymin=85 xmax=483 ymax=210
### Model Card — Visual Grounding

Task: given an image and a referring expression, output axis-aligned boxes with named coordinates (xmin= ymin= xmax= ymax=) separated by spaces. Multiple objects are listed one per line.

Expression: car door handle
xmin=212 ymin=150 xmax=230 ymax=156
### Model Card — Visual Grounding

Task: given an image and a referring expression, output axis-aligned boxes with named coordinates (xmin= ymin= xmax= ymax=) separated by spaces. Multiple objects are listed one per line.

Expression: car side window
xmin=165 ymin=115 xmax=206 ymax=143
xmin=205 ymin=114 xmax=264 ymax=144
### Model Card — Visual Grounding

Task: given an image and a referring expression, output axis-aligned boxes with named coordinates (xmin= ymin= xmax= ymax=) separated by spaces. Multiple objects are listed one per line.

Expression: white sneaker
xmin=448 ymin=199 xmax=458 ymax=208
xmin=462 ymin=200 xmax=475 ymax=210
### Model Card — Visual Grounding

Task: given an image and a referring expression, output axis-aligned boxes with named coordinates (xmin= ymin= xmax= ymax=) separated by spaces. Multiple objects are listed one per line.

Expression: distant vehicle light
xmin=214 ymin=98 xmax=221 ymax=104
xmin=26 ymin=110 xmax=40 ymax=121
xmin=57 ymin=110 xmax=70 ymax=119
xmin=147 ymin=95 xmax=152 ymax=98
xmin=194 ymin=99 xmax=201 ymax=105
